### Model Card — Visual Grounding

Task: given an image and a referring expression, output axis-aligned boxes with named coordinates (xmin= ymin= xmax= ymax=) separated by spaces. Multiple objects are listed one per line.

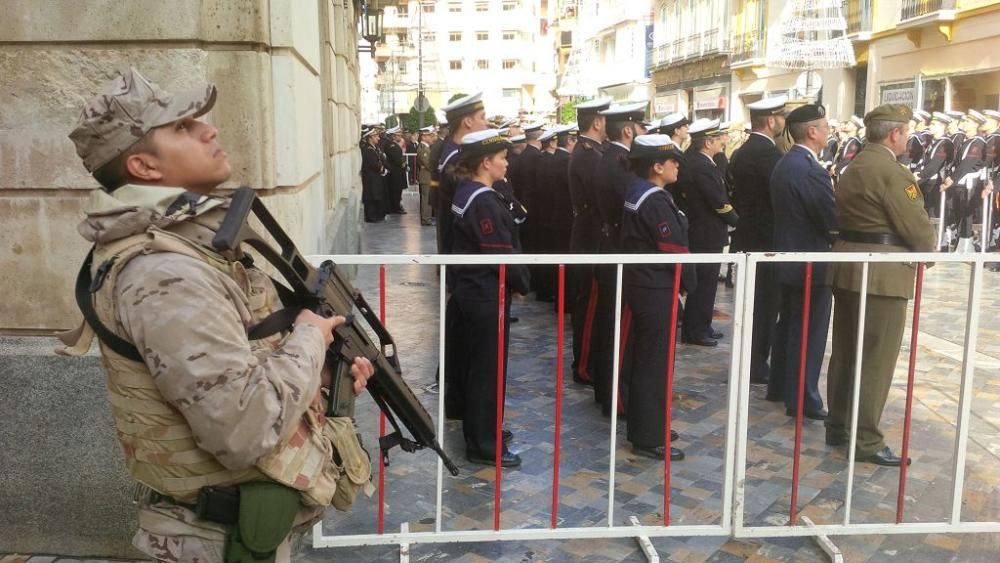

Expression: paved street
xmin=4 ymin=191 xmax=999 ymax=563
xmin=296 ymin=190 xmax=1000 ymax=562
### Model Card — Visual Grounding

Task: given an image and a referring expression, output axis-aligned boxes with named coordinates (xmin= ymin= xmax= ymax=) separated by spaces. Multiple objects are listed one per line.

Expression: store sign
xmin=654 ymin=93 xmax=679 ymax=114
xmin=694 ymin=87 xmax=726 ymax=110
xmin=880 ymin=83 xmax=915 ymax=107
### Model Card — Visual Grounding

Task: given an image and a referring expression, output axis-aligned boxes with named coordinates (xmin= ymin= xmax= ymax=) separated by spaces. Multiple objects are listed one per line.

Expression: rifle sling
xmin=74 ymin=246 xmax=145 ymax=363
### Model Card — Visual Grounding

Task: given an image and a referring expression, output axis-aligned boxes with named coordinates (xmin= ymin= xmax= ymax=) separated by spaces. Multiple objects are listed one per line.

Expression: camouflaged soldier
xmin=59 ymin=68 xmax=375 ymax=563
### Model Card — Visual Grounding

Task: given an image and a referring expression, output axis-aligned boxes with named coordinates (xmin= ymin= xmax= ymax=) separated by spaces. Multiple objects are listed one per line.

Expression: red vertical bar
xmin=896 ymin=262 xmax=925 ymax=523
xmin=551 ymin=264 xmax=566 ymax=529
xmin=790 ymin=262 xmax=813 ymax=527
xmin=664 ymin=264 xmax=682 ymax=527
xmin=494 ymin=263 xmax=507 ymax=531
xmin=377 ymin=265 xmax=387 ymax=535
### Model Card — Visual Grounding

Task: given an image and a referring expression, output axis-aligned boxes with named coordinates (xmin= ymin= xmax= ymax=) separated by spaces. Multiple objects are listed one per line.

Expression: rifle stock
xmin=213 ymin=187 xmax=459 ymax=476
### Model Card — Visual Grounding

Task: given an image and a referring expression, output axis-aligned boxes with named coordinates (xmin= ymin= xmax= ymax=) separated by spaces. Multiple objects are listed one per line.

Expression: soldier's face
xmin=138 ymin=117 xmax=231 ymax=194
xmin=483 ymin=150 xmax=509 ymax=182
xmin=566 ymin=136 xmax=577 ymax=150
xmin=656 ymin=159 xmax=679 ymax=184
xmin=930 ymin=121 xmax=946 ymax=137
xmin=676 ymin=125 xmax=689 ymax=140
xmin=467 ymin=110 xmax=489 ymax=133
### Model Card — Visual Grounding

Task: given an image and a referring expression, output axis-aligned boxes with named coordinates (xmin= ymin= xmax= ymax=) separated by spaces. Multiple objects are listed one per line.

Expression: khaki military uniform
xmin=60 ymin=185 xmax=372 ymax=562
xmin=826 ymin=143 xmax=936 ymax=456
xmin=417 ymin=141 xmax=434 ymax=223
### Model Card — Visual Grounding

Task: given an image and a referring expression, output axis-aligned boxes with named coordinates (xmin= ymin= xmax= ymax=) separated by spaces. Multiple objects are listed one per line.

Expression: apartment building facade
xmin=370 ymin=0 xmax=554 ymax=122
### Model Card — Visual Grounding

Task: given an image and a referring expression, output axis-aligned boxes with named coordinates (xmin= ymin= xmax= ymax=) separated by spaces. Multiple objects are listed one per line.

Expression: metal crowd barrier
xmin=301 ymin=252 xmax=999 ymax=559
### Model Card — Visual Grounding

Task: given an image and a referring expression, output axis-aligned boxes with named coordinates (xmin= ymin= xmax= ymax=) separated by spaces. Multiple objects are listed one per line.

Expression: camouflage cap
xmin=69 ymin=68 xmax=217 ymax=172
xmin=863 ymin=104 xmax=912 ymax=128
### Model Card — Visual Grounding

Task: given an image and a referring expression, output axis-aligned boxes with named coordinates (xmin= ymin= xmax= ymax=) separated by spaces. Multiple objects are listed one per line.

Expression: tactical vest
xmin=59 ymin=211 xmax=371 ymax=509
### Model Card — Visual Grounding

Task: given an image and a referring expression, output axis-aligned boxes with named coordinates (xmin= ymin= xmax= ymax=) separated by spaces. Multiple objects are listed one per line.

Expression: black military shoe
xmin=786 ymin=407 xmax=828 ymax=421
xmin=572 ymin=375 xmax=594 ymax=386
xmin=750 ymin=372 xmax=769 ymax=384
xmin=825 ymin=432 xmax=848 ymax=446
xmin=711 ymin=330 xmax=724 ymax=339
xmin=671 ymin=429 xmax=679 ymax=442
xmin=682 ymin=337 xmax=718 ymax=347
xmin=632 ymin=445 xmax=685 ymax=461
xmin=466 ymin=449 xmax=522 ymax=468
xmin=857 ymin=446 xmax=910 ymax=467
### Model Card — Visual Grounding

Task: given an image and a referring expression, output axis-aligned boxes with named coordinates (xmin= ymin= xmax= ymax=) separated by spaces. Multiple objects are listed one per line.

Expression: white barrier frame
xmin=305 ymin=251 xmax=1000 ymax=553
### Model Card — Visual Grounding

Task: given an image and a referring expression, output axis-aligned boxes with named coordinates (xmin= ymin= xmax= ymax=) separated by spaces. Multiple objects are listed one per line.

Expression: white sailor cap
xmin=984 ymin=110 xmax=1000 ymax=120
xmin=966 ymin=109 xmax=987 ymax=124
xmin=599 ymin=101 xmax=647 ymax=122
xmin=719 ymin=121 xmax=733 ymax=131
xmin=911 ymin=109 xmax=930 ymax=122
xmin=419 ymin=125 xmax=435 ymax=133
xmin=458 ymin=129 xmax=512 ymax=161
xmin=386 ymin=126 xmax=401 ymax=135
xmin=522 ymin=121 xmax=547 ymax=133
xmin=658 ymin=112 xmax=690 ymax=132
xmin=747 ymin=95 xmax=788 ymax=116
xmin=497 ymin=118 xmax=518 ymax=129
xmin=946 ymin=110 xmax=965 ymax=121
xmin=629 ymin=134 xmax=685 ymax=162
xmin=443 ymin=91 xmax=485 ymax=122
xmin=509 ymin=134 xmax=527 ymax=143
xmin=553 ymin=123 xmax=578 ymax=137
xmin=539 ymin=128 xmax=559 ymax=142
xmin=576 ymin=97 xmax=613 ymax=117
xmin=930 ymin=111 xmax=953 ymax=124
xmin=688 ymin=118 xmax=724 ymax=137
xmin=849 ymin=115 xmax=865 ymax=129
xmin=828 ymin=118 xmax=841 ymax=128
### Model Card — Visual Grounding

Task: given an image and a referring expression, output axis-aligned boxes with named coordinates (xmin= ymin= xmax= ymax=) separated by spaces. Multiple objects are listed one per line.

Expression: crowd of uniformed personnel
xmin=362 ymin=91 xmax=999 ymax=470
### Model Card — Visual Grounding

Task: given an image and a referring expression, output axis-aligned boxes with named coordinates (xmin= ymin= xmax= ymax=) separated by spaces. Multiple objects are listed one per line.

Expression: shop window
xmin=854 ymin=64 xmax=868 ymax=117
xmin=921 ymin=78 xmax=946 ymax=113
xmin=450 ymin=60 xmax=463 ymax=70
xmin=476 ymin=31 xmax=489 ymax=41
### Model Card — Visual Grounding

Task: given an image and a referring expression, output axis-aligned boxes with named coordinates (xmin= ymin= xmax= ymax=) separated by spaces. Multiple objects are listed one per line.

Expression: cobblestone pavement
xmin=295 ymin=191 xmax=1000 ymax=562
xmin=7 ymin=192 xmax=999 ymax=563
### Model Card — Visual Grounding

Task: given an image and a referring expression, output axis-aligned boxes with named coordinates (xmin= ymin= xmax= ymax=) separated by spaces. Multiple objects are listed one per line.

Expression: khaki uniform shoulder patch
xmin=904 ymin=183 xmax=920 ymax=201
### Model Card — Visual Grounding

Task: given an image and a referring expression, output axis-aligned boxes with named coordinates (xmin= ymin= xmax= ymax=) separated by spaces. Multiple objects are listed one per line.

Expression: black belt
xmin=150 ymin=486 xmax=241 ymax=525
xmin=838 ymin=230 xmax=907 ymax=246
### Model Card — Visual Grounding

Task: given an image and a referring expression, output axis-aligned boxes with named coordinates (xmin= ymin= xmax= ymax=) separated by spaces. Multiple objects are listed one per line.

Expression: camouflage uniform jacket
xmin=67 ymin=185 xmax=370 ymax=562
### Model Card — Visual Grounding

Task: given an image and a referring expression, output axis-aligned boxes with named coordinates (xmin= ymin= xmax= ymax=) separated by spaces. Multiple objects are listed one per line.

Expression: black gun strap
xmin=74 ymin=247 xmax=145 ymax=363
xmin=245 ymin=278 xmax=300 ymax=341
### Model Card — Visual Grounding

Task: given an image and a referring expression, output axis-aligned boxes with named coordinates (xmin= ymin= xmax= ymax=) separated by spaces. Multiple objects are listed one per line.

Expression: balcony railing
xmin=900 ymin=0 xmax=956 ymax=21
xmin=647 ymin=28 xmax=729 ymax=71
xmin=844 ymin=0 xmax=873 ymax=36
xmin=728 ymin=31 xmax=764 ymax=66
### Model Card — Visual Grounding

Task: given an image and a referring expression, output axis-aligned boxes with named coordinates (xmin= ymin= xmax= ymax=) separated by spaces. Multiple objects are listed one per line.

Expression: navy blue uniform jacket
xmin=770 ymin=145 xmax=838 ymax=287
xmin=729 ymin=132 xmax=782 ymax=251
xmin=450 ymin=179 xmax=531 ymax=300
xmin=676 ymin=150 xmax=739 ymax=252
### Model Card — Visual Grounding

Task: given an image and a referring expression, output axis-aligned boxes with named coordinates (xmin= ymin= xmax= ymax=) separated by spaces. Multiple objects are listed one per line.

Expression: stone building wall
xmin=0 ymin=0 xmax=365 ymax=333
xmin=0 ymin=0 xmax=365 ymax=556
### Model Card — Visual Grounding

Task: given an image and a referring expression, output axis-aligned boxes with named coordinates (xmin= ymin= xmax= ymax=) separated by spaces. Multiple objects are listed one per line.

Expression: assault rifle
xmin=213 ymin=187 xmax=459 ymax=476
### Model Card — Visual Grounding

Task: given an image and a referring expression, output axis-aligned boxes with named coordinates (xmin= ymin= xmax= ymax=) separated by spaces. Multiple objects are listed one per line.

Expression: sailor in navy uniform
xmin=360 ymin=126 xmax=388 ymax=222
xmin=568 ymin=97 xmax=612 ymax=386
xmin=448 ymin=129 xmax=530 ymax=468
xmin=435 ymin=92 xmax=489 ymax=254
xmin=535 ymin=125 xmax=578 ymax=300
xmin=676 ymin=118 xmax=739 ymax=346
xmin=943 ymin=110 xmax=993 ymax=252
xmin=532 ymin=126 xmax=563 ymax=301
xmin=619 ymin=135 xmax=692 ymax=462
xmin=917 ymin=112 xmax=956 ymax=220
xmin=833 ymin=115 xmax=865 ymax=178
xmin=728 ymin=95 xmax=787 ymax=385
xmin=589 ymin=102 xmax=647 ymax=415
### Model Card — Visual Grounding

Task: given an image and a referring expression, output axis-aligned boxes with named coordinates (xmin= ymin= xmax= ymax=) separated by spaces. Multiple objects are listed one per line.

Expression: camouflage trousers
xmin=133 ymin=499 xmax=323 ymax=563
